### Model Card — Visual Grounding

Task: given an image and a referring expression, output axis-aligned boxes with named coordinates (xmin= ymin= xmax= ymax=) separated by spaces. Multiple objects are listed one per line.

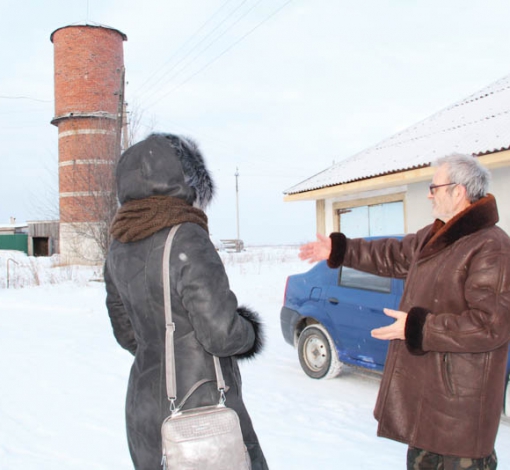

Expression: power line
xmin=144 ymin=0 xmax=295 ymax=109
xmin=0 ymin=95 xmax=52 ymax=103
xmin=132 ymin=0 xmax=303 ymax=175
xmin=133 ymin=0 xmax=239 ymax=97
xmin=138 ymin=0 xmax=256 ymax=104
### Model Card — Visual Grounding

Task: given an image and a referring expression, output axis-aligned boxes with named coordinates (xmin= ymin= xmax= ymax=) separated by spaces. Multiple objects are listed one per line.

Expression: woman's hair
xmin=435 ymin=153 xmax=490 ymax=202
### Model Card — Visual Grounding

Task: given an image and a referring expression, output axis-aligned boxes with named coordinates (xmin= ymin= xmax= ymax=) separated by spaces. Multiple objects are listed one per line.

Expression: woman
xmin=104 ymin=133 xmax=268 ymax=469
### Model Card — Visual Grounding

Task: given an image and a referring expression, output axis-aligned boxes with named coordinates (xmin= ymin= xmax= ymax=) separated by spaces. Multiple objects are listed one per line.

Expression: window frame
xmin=333 ymin=192 xmax=407 ymax=234
xmin=337 ymin=266 xmax=393 ymax=294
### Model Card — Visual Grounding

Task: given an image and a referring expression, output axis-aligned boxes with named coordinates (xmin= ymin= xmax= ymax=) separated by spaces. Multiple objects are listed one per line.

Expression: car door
xmin=324 ymin=267 xmax=402 ymax=367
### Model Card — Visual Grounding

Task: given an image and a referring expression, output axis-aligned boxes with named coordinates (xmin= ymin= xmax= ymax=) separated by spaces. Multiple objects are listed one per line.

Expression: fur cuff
xmin=405 ymin=307 xmax=431 ymax=355
xmin=237 ymin=306 xmax=265 ymax=359
xmin=327 ymin=233 xmax=347 ymax=268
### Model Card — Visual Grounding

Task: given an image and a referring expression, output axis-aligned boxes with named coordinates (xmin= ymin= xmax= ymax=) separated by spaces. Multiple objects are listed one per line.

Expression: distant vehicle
xmin=280 ymin=257 xmax=510 ymax=416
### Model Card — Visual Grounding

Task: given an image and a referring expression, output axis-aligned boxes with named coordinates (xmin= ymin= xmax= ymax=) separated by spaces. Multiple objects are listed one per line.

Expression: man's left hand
xmin=371 ymin=308 xmax=407 ymax=340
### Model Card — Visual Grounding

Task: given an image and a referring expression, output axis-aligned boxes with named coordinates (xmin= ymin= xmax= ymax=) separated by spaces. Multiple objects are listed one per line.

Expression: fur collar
xmin=418 ymin=194 xmax=499 ymax=260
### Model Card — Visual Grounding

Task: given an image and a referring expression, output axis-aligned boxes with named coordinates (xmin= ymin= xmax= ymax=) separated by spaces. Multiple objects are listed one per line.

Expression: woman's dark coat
xmin=104 ymin=134 xmax=267 ymax=470
xmin=328 ymin=194 xmax=510 ymax=458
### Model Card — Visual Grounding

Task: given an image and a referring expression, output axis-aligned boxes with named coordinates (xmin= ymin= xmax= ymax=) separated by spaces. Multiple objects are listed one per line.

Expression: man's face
xmin=428 ymin=164 xmax=457 ymax=222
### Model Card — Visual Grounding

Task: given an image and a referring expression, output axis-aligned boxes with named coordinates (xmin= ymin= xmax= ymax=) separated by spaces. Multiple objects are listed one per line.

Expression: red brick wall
xmin=53 ymin=26 xmax=125 ymax=116
xmin=57 ymin=118 xmax=118 ymax=164
xmin=51 ymin=25 xmax=125 ymax=224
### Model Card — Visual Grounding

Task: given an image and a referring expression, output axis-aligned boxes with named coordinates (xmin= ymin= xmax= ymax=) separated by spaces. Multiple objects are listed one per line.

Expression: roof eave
xmin=284 ymin=150 xmax=510 ymax=202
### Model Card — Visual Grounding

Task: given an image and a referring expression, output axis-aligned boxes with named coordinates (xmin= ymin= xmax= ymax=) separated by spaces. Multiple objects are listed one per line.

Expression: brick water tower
xmin=50 ymin=24 xmax=127 ymax=264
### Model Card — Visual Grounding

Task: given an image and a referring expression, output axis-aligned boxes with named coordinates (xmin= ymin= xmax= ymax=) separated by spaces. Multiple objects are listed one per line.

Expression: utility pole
xmin=116 ymin=66 xmax=126 ymax=157
xmin=122 ymin=101 xmax=129 ymax=152
xmin=235 ymin=167 xmax=240 ymax=245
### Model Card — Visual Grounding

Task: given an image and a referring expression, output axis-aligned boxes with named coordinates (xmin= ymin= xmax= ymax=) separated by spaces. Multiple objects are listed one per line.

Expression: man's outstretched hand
xmin=299 ymin=233 xmax=332 ymax=263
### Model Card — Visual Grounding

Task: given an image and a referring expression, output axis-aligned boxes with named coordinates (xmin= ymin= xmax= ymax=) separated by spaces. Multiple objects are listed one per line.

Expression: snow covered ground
xmin=1 ymin=247 xmax=509 ymax=469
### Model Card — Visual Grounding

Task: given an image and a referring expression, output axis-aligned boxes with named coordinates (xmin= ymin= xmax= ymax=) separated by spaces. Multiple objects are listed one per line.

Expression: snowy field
xmin=1 ymin=247 xmax=509 ymax=470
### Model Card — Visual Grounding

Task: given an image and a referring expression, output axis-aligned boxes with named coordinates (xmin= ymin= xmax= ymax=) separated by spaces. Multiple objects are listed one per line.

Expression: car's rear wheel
xmin=298 ymin=324 xmax=342 ymax=379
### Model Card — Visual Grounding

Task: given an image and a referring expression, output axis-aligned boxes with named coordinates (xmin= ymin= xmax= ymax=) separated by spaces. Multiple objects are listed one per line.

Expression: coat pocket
xmin=441 ymin=352 xmax=486 ymax=398
xmin=441 ymin=353 xmax=455 ymax=396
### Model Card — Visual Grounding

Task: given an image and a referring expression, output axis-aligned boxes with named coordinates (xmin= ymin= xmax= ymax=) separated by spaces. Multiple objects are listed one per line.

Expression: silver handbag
xmin=160 ymin=225 xmax=251 ymax=470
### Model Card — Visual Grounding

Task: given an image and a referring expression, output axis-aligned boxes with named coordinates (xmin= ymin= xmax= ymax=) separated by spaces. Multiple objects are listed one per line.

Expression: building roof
xmin=285 ymin=74 xmax=510 ymax=195
xmin=0 ymin=223 xmax=27 ymax=230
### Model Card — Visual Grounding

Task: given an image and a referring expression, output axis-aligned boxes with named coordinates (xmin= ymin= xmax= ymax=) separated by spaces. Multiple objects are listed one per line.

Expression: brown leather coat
xmin=328 ymin=194 xmax=510 ymax=458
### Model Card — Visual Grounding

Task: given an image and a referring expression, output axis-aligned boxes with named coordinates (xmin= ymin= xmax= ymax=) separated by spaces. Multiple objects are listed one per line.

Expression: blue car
xmin=280 ymin=259 xmax=510 ymax=415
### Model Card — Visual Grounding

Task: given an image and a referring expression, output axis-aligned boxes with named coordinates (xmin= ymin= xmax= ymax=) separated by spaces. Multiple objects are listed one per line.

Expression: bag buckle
xmin=169 ymin=398 xmax=177 ymax=413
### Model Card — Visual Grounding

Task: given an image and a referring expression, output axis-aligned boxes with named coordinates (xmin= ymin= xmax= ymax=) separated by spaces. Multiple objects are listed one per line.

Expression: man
xmin=299 ymin=153 xmax=510 ymax=469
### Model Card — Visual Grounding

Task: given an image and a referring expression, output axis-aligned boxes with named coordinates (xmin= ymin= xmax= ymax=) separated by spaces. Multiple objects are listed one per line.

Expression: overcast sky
xmin=1 ymin=0 xmax=510 ymax=245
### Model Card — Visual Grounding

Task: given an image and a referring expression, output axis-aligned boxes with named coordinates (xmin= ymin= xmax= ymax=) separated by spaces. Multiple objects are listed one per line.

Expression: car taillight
xmin=283 ymin=276 xmax=289 ymax=305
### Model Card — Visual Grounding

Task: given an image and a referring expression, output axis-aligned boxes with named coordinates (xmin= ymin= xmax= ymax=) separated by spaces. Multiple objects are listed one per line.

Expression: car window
xmin=338 ymin=267 xmax=392 ymax=293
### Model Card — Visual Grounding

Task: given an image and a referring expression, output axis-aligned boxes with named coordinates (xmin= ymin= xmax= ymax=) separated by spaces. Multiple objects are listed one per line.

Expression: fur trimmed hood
xmin=115 ymin=133 xmax=215 ymax=208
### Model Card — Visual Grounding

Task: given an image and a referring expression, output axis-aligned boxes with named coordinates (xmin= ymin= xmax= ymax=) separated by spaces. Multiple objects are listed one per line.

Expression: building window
xmin=337 ymin=200 xmax=404 ymax=237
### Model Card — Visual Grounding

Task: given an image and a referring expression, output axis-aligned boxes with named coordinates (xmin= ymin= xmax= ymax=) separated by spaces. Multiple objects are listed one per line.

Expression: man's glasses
xmin=429 ymin=182 xmax=457 ymax=195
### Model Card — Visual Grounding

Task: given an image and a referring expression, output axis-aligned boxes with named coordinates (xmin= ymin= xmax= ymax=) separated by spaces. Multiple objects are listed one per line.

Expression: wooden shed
xmin=27 ymin=220 xmax=60 ymax=256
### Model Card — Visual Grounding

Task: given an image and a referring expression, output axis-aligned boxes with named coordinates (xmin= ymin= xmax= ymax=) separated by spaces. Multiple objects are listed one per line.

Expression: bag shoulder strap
xmin=162 ymin=224 xmax=226 ymax=412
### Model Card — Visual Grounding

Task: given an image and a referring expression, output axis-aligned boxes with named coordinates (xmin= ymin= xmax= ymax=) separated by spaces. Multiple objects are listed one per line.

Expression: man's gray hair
xmin=434 ymin=153 xmax=490 ymax=203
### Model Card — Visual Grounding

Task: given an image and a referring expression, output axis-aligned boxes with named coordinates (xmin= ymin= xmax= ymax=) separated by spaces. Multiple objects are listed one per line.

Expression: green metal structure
xmin=0 ymin=234 xmax=29 ymax=254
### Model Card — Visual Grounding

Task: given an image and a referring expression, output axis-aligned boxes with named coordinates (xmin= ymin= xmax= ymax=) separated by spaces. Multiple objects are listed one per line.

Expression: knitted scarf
xmin=110 ymin=195 xmax=208 ymax=243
